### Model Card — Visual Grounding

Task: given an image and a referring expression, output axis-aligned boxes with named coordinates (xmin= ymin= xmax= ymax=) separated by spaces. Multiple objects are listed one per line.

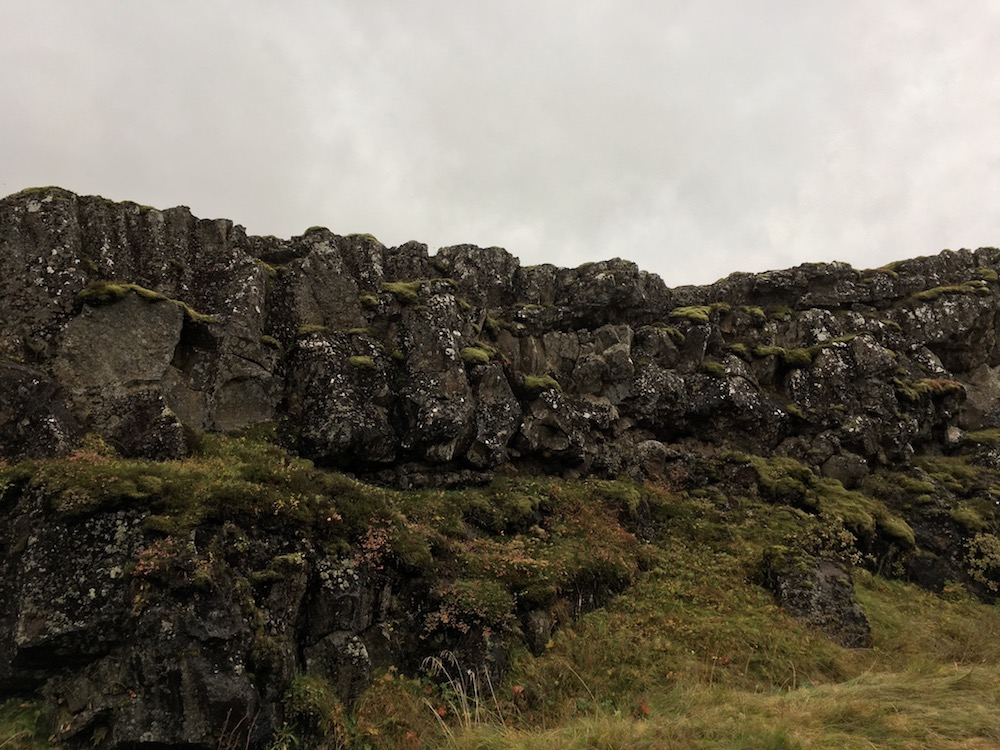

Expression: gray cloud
xmin=3 ymin=1 xmax=999 ymax=284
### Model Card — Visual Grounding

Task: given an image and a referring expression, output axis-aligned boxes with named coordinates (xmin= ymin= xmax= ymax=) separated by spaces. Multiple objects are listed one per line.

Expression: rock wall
xmin=3 ymin=186 xmax=1000 ymax=748
xmin=2 ymin=187 xmax=998 ymax=484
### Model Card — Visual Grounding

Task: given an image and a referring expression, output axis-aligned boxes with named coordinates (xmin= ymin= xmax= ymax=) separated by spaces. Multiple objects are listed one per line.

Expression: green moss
xmin=460 ymin=346 xmax=492 ymax=366
xmin=668 ymin=306 xmax=711 ymax=324
xmin=523 ymin=375 xmax=561 ymax=397
xmin=766 ymin=305 xmax=794 ymax=320
xmin=78 ymin=281 xmax=217 ymax=324
xmin=742 ymin=306 xmax=767 ymax=324
xmin=652 ymin=323 xmax=686 ymax=344
xmin=752 ymin=344 xmax=786 ymax=359
xmin=725 ymin=343 xmax=750 ymax=359
xmin=894 ymin=377 xmax=965 ymax=403
xmin=296 ymin=324 xmax=331 ymax=337
xmin=380 ymin=280 xmax=422 ymax=304
xmin=484 ymin=316 xmax=521 ymax=335
xmin=745 ymin=455 xmax=816 ymax=506
xmin=347 ymin=355 xmax=375 ymax=369
xmin=874 ymin=509 xmax=916 ymax=548
xmin=358 ymin=293 xmax=379 ymax=309
xmin=346 ymin=233 xmax=381 ymax=244
xmin=751 ymin=344 xmax=819 ymax=368
xmin=911 ymin=280 xmax=990 ymax=302
xmin=346 ymin=327 xmax=370 ymax=336
xmin=254 ymin=258 xmax=278 ymax=278
xmin=786 ymin=402 xmax=806 ymax=420
xmin=976 ymin=267 xmax=999 ymax=282
xmin=965 ymin=428 xmax=1000 ymax=447
xmin=78 ymin=280 xmax=165 ymax=305
xmin=284 ymin=674 xmax=342 ymax=737
xmin=260 ymin=335 xmax=282 ymax=350
xmin=701 ymin=359 xmax=727 ymax=378
xmin=304 ymin=226 xmax=328 ymax=234
xmin=950 ymin=504 xmax=987 ymax=532
xmin=7 ymin=186 xmax=71 ymax=201
xmin=781 ymin=347 xmax=818 ymax=368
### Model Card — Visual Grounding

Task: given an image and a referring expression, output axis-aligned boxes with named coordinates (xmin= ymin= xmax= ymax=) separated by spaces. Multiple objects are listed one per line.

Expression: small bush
xmin=966 ymin=533 xmax=1000 ymax=592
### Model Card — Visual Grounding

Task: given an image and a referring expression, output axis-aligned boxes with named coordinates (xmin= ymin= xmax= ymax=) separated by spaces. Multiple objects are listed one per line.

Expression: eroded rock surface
xmin=2 ymin=187 xmax=998 ymax=484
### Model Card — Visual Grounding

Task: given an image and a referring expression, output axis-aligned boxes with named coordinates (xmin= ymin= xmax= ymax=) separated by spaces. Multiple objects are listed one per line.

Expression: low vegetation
xmin=2 ymin=435 xmax=1000 ymax=748
xmin=78 ymin=280 xmax=217 ymax=324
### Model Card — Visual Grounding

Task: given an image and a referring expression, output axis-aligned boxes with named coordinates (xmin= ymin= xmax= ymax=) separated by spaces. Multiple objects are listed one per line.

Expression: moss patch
xmin=522 ymin=375 xmax=561 ymax=398
xmin=78 ymin=281 xmax=216 ymax=324
xmin=380 ymin=280 xmax=422 ymax=304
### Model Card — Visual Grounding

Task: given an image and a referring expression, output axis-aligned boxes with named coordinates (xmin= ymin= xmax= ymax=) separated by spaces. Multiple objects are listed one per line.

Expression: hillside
xmin=1 ymin=187 xmax=999 ymax=749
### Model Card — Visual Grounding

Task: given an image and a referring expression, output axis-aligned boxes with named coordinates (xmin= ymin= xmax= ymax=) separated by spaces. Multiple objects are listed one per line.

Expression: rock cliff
xmin=2 ymin=186 xmax=1000 ymax=748
xmin=4 ymin=187 xmax=997 ymax=481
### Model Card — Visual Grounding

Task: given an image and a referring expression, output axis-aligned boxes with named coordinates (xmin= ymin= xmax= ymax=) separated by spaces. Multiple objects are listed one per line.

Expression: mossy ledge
xmin=78 ymin=280 xmax=216 ymax=324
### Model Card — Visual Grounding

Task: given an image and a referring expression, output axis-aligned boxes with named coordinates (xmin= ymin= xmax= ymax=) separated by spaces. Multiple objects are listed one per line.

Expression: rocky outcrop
xmin=3 ymin=186 xmax=1000 ymax=747
xmin=758 ymin=547 xmax=872 ymax=648
xmin=2 ymin=187 xmax=997 ymax=485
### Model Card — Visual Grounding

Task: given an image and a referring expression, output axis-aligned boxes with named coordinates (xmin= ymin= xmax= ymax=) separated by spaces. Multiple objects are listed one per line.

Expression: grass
xmin=0 ymin=700 xmax=52 ymax=749
xmin=416 ymin=480 xmax=1000 ymax=750
xmin=5 ymin=436 xmax=1000 ymax=749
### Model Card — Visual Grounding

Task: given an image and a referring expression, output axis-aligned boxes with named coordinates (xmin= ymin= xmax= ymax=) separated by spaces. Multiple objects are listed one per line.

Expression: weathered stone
xmin=759 ymin=548 xmax=872 ymax=648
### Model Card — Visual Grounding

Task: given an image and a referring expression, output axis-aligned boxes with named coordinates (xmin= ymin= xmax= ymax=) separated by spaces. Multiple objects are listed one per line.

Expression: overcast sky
xmin=3 ymin=2 xmax=999 ymax=286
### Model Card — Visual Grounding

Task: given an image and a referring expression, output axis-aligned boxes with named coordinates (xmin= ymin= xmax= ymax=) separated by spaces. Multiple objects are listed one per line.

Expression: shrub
xmin=966 ymin=534 xmax=1000 ymax=592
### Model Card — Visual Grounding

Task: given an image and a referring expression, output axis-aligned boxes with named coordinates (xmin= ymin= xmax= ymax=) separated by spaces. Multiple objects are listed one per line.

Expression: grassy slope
xmin=1 ymin=436 xmax=999 ymax=749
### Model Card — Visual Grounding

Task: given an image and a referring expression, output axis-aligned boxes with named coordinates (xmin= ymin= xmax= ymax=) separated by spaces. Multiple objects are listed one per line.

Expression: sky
xmin=3 ymin=2 xmax=1000 ymax=286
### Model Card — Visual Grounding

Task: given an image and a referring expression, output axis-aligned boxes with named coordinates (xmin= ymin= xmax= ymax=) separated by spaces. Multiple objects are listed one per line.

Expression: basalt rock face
xmin=3 ymin=187 xmax=998 ymax=481
xmin=3 ymin=187 xmax=1000 ymax=747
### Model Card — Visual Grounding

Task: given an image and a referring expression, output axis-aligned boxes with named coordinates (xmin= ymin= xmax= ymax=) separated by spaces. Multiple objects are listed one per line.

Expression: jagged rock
xmin=467 ymin=364 xmax=522 ymax=468
xmin=8 ymin=186 xmax=1000 ymax=748
xmin=284 ymin=333 xmax=398 ymax=469
xmin=759 ymin=547 xmax=872 ymax=648
xmin=396 ymin=290 xmax=475 ymax=463
xmin=3 ymin=187 xmax=1000 ymax=482
xmin=0 ymin=360 xmax=80 ymax=459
